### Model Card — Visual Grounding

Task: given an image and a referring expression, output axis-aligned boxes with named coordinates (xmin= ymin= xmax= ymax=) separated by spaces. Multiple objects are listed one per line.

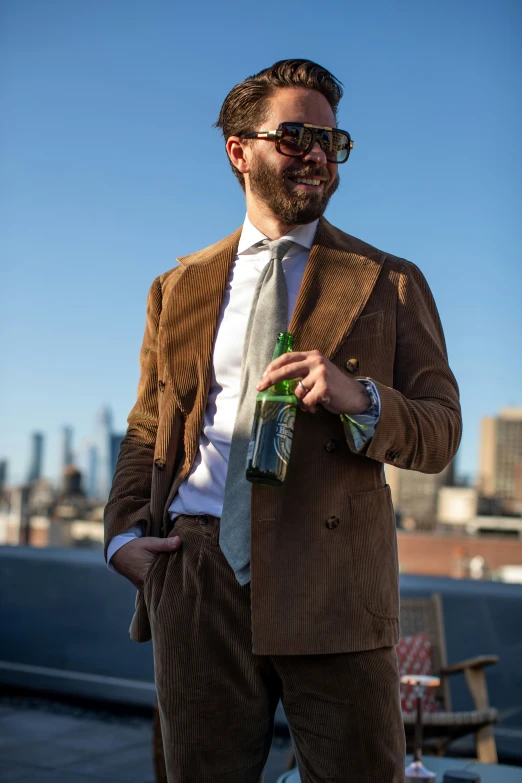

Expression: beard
xmin=248 ymin=155 xmax=340 ymax=225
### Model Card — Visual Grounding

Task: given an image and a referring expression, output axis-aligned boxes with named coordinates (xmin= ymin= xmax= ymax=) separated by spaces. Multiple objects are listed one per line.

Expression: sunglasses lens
xmin=317 ymin=129 xmax=335 ymax=158
xmin=330 ymin=130 xmax=350 ymax=163
xmin=279 ymin=124 xmax=313 ymax=157
xmin=277 ymin=124 xmax=351 ymax=162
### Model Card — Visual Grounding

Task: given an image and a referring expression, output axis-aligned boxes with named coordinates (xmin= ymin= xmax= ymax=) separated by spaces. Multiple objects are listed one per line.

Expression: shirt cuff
xmin=340 ymin=379 xmax=381 ymax=452
xmin=107 ymin=525 xmax=144 ymax=574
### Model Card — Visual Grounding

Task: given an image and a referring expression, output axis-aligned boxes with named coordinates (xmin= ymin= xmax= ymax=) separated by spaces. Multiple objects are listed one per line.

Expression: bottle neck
xmin=272 ymin=332 xmax=293 ymax=359
xmin=271 ymin=332 xmax=295 ymax=396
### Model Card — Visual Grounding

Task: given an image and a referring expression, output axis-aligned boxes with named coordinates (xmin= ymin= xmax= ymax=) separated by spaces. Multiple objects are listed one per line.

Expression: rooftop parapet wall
xmin=0 ymin=546 xmax=521 ymax=758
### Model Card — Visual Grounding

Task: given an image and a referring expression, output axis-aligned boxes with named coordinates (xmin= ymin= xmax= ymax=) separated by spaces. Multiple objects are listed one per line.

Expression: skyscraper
xmin=82 ymin=409 xmax=123 ymax=500
xmin=110 ymin=433 xmax=124 ymax=482
xmin=94 ymin=407 xmax=113 ymax=500
xmin=27 ymin=432 xmax=44 ymax=483
xmin=479 ymin=408 xmax=522 ymax=501
xmin=61 ymin=426 xmax=74 ymax=471
xmin=87 ymin=444 xmax=98 ymax=499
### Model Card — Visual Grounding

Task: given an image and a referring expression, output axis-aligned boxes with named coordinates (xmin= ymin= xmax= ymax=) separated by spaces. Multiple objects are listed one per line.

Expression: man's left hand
xmin=256 ymin=350 xmax=371 ymax=415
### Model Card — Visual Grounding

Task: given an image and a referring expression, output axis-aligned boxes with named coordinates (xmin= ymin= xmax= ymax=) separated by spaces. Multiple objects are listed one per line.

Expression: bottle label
xmin=246 ymin=398 xmax=297 ymax=485
xmin=274 ymin=404 xmax=296 ymax=465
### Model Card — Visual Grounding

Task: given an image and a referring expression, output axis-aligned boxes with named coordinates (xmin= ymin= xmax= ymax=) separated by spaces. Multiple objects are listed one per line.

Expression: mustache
xmin=284 ymin=166 xmax=330 ymax=181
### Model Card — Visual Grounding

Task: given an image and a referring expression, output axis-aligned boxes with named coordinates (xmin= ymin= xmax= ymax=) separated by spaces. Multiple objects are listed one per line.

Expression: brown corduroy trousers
xmin=144 ymin=514 xmax=406 ymax=783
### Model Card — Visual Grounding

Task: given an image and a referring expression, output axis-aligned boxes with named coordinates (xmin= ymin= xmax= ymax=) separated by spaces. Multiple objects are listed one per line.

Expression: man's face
xmin=245 ymin=87 xmax=340 ymax=225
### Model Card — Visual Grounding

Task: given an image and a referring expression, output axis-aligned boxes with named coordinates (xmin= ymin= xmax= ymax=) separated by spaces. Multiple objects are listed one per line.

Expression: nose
xmin=302 ymin=140 xmax=328 ymax=166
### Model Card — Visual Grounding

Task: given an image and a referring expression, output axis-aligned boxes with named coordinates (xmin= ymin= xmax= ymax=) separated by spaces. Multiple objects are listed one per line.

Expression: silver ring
xmin=298 ymin=380 xmax=311 ymax=393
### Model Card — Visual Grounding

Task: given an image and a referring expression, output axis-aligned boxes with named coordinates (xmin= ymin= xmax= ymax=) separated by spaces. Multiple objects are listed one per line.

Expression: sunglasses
xmin=239 ymin=122 xmax=353 ymax=164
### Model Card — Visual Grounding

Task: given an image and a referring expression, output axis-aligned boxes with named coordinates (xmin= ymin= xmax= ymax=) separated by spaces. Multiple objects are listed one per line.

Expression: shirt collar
xmin=237 ymin=214 xmax=319 ymax=255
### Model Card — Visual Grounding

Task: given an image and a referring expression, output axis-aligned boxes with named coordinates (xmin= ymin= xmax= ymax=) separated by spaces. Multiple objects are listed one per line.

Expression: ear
xmin=226 ymin=137 xmax=250 ymax=175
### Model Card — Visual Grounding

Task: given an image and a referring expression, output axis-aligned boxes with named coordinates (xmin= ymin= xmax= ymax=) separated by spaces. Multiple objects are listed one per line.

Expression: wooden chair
xmin=400 ymin=594 xmax=499 ymax=763
xmin=282 ymin=593 xmax=499 ymax=773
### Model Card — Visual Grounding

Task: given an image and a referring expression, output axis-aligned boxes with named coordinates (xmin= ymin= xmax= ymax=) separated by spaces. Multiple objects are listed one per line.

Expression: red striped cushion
xmin=396 ymin=632 xmax=437 ymax=713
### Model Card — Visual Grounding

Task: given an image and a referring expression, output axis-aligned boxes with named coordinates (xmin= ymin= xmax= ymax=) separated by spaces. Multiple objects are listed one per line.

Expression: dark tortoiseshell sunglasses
xmin=239 ymin=122 xmax=353 ymax=164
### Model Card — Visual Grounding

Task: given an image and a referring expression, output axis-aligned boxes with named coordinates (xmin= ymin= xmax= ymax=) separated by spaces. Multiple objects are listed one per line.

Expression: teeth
xmin=293 ymin=178 xmax=321 ymax=186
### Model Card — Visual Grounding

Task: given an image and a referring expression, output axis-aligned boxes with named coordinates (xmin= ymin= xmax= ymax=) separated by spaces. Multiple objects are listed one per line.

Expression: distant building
xmin=386 ymin=460 xmax=455 ymax=531
xmin=479 ymin=408 xmax=522 ymax=501
xmin=0 ymin=460 xmax=7 ymax=491
xmin=95 ymin=407 xmax=113 ymax=500
xmin=437 ymin=486 xmax=478 ymax=526
xmin=436 ymin=485 xmax=522 ymax=537
xmin=110 ymin=433 xmax=124 ymax=481
xmin=87 ymin=444 xmax=98 ymax=499
xmin=7 ymin=485 xmax=32 ymax=545
xmin=84 ymin=408 xmax=122 ymax=500
xmin=30 ymin=479 xmax=55 ymax=514
xmin=62 ymin=466 xmax=83 ymax=496
xmin=515 ymin=463 xmax=522 ymax=504
xmin=397 ymin=529 xmax=522 ymax=581
xmin=27 ymin=432 xmax=44 ymax=483
xmin=61 ymin=426 xmax=74 ymax=471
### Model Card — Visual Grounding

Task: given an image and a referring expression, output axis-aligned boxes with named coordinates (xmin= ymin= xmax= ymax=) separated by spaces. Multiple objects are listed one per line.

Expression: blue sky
xmin=1 ymin=0 xmax=521 ymax=484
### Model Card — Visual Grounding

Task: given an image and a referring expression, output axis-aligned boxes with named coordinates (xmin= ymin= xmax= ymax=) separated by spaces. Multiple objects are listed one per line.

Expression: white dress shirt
xmin=169 ymin=217 xmax=317 ymax=518
xmin=107 ymin=216 xmax=380 ymax=570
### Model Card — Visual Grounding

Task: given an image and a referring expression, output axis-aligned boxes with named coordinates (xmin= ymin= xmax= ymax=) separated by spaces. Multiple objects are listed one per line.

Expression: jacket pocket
xmin=347 ymin=484 xmax=399 ymax=619
xmin=345 ymin=309 xmax=384 ymax=342
xmin=142 ymin=552 xmax=169 ymax=616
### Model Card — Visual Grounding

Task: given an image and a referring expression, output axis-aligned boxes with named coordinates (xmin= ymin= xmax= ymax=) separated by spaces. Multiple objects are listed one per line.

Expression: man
xmin=104 ymin=59 xmax=461 ymax=782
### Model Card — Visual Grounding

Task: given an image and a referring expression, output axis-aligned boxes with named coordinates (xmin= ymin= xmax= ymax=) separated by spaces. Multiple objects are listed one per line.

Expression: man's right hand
xmin=111 ymin=534 xmax=182 ymax=591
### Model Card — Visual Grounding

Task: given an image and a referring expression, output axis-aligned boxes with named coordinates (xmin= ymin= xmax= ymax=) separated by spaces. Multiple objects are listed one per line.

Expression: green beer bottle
xmin=246 ymin=331 xmax=297 ymax=487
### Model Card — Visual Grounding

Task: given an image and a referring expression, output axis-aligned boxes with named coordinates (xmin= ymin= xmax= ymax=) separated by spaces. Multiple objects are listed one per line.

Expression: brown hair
xmin=215 ymin=59 xmax=343 ymax=190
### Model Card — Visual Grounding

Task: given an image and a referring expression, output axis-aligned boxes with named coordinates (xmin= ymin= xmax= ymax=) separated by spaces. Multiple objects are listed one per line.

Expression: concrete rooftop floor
xmin=0 ymin=693 xmax=292 ymax=783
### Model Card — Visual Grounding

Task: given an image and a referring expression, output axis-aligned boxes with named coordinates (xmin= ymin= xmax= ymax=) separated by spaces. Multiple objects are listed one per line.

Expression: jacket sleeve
xmin=343 ymin=259 xmax=462 ymax=473
xmin=103 ymin=276 xmax=162 ymax=561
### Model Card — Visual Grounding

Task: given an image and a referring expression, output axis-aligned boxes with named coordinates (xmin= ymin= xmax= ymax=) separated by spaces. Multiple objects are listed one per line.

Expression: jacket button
xmin=346 ymin=358 xmax=359 ymax=373
xmin=325 ymin=440 xmax=337 ymax=453
xmin=158 ymin=380 xmax=165 ymax=392
xmin=325 ymin=516 xmax=340 ymax=529
xmin=198 ymin=515 xmax=208 ymax=525
xmin=386 ymin=449 xmax=400 ymax=461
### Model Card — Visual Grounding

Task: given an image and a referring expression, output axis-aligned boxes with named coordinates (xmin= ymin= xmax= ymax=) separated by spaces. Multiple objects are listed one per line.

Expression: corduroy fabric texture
xmin=104 ymin=217 xmax=462 ymax=652
xmin=145 ymin=514 xmax=405 ymax=783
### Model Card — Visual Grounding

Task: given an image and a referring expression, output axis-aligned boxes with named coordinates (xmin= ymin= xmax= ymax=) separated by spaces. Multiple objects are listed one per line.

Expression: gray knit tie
xmin=219 ymin=238 xmax=294 ymax=585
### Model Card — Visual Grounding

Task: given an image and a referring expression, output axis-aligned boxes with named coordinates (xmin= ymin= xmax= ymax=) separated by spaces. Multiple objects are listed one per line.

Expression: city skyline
xmin=1 ymin=406 xmax=124 ymax=497
xmin=1 ymin=1 xmax=521 ymax=484
xmin=2 ymin=401 xmax=521 ymax=490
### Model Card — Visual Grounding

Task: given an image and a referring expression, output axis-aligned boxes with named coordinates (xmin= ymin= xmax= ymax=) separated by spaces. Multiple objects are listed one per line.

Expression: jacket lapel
xmin=289 ymin=217 xmax=385 ymax=359
xmin=159 ymin=218 xmax=384 ymax=465
xmin=160 ymin=228 xmax=241 ymax=422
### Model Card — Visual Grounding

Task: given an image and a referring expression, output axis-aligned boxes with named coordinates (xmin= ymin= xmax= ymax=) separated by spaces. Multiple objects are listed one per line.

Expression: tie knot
xmin=261 ymin=238 xmax=295 ymax=262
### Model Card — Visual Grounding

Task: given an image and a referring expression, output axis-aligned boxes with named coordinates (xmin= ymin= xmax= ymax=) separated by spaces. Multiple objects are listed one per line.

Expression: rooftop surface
xmin=0 ymin=693 xmax=292 ymax=783
xmin=2 ymin=549 xmax=521 ymax=779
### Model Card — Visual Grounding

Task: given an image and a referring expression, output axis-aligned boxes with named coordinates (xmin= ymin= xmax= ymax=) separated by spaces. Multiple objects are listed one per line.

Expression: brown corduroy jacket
xmin=104 ymin=217 xmax=461 ymax=655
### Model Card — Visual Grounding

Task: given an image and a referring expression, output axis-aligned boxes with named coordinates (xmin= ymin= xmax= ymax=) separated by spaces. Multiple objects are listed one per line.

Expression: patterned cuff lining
xmin=340 ymin=379 xmax=381 ymax=451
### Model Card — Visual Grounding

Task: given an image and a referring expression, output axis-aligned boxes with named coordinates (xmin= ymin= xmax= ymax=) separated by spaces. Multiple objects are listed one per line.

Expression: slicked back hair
xmin=215 ymin=59 xmax=343 ymax=190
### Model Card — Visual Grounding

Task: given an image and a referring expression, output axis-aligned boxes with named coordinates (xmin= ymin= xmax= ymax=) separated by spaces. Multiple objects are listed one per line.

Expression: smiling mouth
xmin=285 ymin=170 xmax=328 ymax=189
xmin=291 ymin=177 xmax=323 ymax=186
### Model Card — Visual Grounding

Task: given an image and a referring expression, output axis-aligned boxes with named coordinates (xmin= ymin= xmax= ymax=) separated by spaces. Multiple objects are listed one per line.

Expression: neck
xmin=245 ymin=196 xmax=297 ymax=240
